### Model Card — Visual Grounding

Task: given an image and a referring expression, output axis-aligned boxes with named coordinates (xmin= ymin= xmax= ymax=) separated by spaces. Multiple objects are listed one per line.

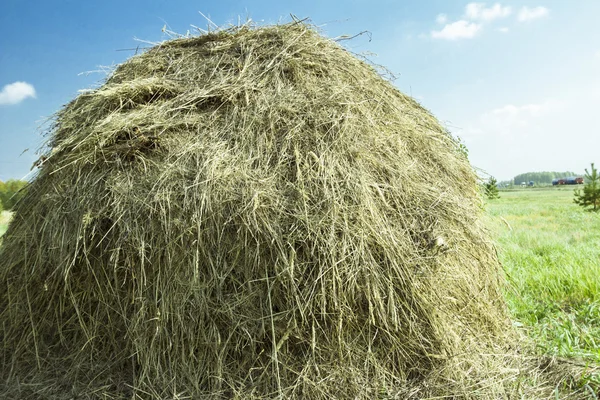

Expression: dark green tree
xmin=484 ymin=177 xmax=500 ymax=200
xmin=574 ymin=163 xmax=600 ymax=211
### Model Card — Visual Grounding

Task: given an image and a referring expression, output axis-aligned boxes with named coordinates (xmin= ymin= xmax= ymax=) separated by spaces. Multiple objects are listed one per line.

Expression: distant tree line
xmin=513 ymin=171 xmax=578 ymax=185
xmin=0 ymin=180 xmax=28 ymax=211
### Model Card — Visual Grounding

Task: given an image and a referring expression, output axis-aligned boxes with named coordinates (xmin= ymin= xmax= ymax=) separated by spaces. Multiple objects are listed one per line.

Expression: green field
xmin=487 ymin=187 xmax=600 ymax=363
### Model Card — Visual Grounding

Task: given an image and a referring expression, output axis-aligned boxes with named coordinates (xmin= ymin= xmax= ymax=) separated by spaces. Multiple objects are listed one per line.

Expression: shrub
xmin=485 ymin=176 xmax=500 ymax=199
xmin=574 ymin=163 xmax=600 ymax=211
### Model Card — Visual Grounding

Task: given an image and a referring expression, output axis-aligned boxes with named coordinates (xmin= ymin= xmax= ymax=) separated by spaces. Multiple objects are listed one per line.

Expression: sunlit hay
xmin=1 ymin=22 xmax=522 ymax=398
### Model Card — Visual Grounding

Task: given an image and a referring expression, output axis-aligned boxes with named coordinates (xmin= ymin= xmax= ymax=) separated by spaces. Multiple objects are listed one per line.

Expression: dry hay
xmin=0 ymin=21 xmax=537 ymax=399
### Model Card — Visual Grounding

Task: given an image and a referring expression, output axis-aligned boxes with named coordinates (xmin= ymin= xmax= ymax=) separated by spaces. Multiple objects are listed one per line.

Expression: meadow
xmin=487 ymin=187 xmax=600 ymax=364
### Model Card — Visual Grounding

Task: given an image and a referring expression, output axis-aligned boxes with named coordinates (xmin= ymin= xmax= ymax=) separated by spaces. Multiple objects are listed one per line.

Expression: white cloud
xmin=497 ymin=27 xmax=509 ymax=33
xmin=480 ymin=100 xmax=560 ymax=133
xmin=458 ymin=99 xmax=572 ymax=179
xmin=0 ymin=81 xmax=36 ymax=105
xmin=431 ymin=20 xmax=481 ymax=40
xmin=430 ymin=3 xmax=511 ymax=41
xmin=490 ymin=103 xmax=544 ymax=117
xmin=465 ymin=3 xmax=512 ymax=22
xmin=436 ymin=14 xmax=448 ymax=24
xmin=461 ymin=100 xmax=561 ymax=141
xmin=517 ymin=6 xmax=549 ymax=22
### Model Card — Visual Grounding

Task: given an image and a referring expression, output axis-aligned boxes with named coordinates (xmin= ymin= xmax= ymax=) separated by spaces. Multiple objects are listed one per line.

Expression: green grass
xmin=487 ymin=187 xmax=600 ymax=363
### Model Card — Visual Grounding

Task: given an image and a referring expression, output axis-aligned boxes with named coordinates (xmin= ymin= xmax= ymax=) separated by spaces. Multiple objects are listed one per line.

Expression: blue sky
xmin=1 ymin=0 xmax=599 ymax=181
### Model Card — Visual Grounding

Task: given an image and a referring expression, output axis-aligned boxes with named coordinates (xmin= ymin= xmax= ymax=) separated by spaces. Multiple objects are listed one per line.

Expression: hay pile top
xmin=1 ymin=22 xmax=517 ymax=399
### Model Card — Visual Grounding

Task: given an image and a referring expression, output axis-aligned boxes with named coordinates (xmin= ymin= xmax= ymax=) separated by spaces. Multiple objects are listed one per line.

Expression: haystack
xmin=1 ymin=22 xmax=518 ymax=399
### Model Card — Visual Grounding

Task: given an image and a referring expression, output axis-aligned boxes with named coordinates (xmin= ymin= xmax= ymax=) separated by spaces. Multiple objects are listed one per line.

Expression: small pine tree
xmin=574 ymin=163 xmax=600 ymax=211
xmin=484 ymin=177 xmax=500 ymax=199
